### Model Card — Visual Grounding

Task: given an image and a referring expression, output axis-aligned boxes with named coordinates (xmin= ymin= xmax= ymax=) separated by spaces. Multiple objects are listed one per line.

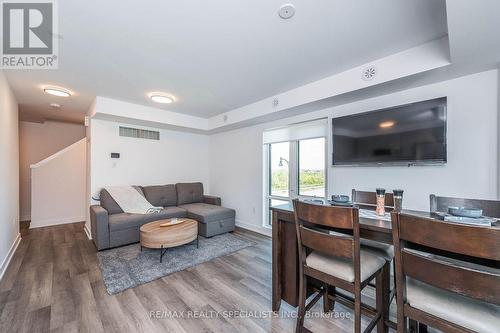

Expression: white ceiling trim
xmin=210 ymin=37 xmax=450 ymax=130
xmin=92 ymin=97 xmax=209 ymax=131
xmin=91 ymin=37 xmax=451 ymax=133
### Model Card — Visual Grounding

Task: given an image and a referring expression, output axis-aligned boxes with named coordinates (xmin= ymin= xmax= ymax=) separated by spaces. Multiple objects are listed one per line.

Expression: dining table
xmin=270 ymin=202 xmax=469 ymax=332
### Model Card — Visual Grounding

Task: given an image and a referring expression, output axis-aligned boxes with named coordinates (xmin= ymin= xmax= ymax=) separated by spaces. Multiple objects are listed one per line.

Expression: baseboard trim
xmin=235 ymin=220 xmax=272 ymax=237
xmin=83 ymin=224 xmax=92 ymax=240
xmin=30 ymin=216 xmax=86 ymax=229
xmin=0 ymin=233 xmax=21 ymax=282
xmin=20 ymin=215 xmax=31 ymax=222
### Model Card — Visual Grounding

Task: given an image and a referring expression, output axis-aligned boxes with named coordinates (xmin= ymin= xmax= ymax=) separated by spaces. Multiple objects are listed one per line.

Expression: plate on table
xmin=448 ymin=207 xmax=483 ymax=218
xmin=444 ymin=215 xmax=496 ymax=226
xmin=328 ymin=200 xmax=353 ymax=207
xmin=331 ymin=195 xmax=350 ymax=203
xmin=160 ymin=219 xmax=186 ymax=227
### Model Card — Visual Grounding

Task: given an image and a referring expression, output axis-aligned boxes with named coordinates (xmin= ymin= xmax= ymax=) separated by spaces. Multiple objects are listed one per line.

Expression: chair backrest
xmin=392 ymin=212 xmax=500 ymax=306
xmin=293 ymin=199 xmax=359 ymax=261
xmin=430 ymin=194 xmax=500 ymax=218
xmin=352 ymin=189 xmax=394 ymax=211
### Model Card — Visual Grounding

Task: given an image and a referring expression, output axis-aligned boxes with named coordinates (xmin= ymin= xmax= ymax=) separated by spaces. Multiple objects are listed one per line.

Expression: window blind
xmin=262 ymin=118 xmax=328 ymax=144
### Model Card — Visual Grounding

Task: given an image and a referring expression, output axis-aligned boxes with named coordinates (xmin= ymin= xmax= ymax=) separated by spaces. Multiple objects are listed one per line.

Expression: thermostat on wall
xmin=111 ymin=153 xmax=120 ymax=159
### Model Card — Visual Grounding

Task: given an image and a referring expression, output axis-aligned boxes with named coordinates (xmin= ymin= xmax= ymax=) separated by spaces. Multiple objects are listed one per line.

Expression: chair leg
xmin=376 ymin=263 xmax=390 ymax=333
xmin=323 ymin=283 xmax=335 ymax=312
xmin=409 ymin=319 xmax=418 ymax=333
xmin=354 ymin=290 xmax=362 ymax=333
xmin=392 ymin=261 xmax=397 ymax=300
xmin=295 ymin=275 xmax=307 ymax=333
xmin=418 ymin=323 xmax=428 ymax=333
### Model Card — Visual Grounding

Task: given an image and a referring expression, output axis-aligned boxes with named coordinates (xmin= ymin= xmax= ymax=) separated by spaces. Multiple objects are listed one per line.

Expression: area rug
xmin=97 ymin=233 xmax=254 ymax=294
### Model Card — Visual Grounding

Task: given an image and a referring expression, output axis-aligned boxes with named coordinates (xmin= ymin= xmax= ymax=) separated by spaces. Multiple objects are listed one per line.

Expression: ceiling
xmin=4 ymin=0 xmax=448 ymax=123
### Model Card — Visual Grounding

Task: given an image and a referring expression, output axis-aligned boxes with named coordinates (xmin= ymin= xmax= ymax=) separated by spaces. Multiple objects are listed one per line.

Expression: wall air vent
xmin=119 ymin=126 xmax=160 ymax=140
xmin=361 ymin=65 xmax=377 ymax=81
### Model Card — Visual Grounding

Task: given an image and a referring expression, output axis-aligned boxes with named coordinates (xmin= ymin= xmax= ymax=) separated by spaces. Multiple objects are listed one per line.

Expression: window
xmin=298 ymin=138 xmax=326 ymax=197
xmin=263 ymin=119 xmax=327 ymax=226
xmin=269 ymin=142 xmax=290 ymax=197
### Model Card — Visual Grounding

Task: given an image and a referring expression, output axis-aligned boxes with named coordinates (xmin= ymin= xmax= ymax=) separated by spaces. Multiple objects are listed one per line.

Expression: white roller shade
xmin=263 ymin=118 xmax=328 ymax=144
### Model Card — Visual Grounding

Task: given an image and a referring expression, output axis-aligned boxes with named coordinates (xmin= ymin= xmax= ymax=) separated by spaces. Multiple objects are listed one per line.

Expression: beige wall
xmin=0 ymin=71 xmax=20 ymax=279
xmin=19 ymin=121 xmax=85 ymax=221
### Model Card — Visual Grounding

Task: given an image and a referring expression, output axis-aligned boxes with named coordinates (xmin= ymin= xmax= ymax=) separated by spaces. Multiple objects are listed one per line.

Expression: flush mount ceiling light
xmin=150 ymin=94 xmax=174 ymax=104
xmin=49 ymin=103 xmax=61 ymax=108
xmin=44 ymin=87 xmax=71 ymax=97
xmin=379 ymin=121 xmax=395 ymax=128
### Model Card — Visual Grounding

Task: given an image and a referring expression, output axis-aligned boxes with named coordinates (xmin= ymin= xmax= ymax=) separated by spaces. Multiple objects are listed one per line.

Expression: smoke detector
xmin=278 ymin=4 xmax=295 ymax=19
xmin=361 ymin=66 xmax=377 ymax=81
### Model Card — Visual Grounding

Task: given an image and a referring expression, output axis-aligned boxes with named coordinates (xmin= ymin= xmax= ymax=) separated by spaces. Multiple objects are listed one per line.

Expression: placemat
xmin=359 ymin=209 xmax=392 ymax=221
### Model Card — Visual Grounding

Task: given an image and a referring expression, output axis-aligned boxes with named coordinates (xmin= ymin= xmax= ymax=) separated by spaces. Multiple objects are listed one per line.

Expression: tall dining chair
xmin=392 ymin=212 xmax=500 ymax=333
xmin=293 ymin=199 xmax=389 ymax=333
xmin=351 ymin=189 xmax=395 ymax=261
xmin=430 ymin=194 xmax=500 ymax=217
xmin=352 ymin=189 xmax=395 ymax=212
xmin=352 ymin=189 xmax=396 ymax=294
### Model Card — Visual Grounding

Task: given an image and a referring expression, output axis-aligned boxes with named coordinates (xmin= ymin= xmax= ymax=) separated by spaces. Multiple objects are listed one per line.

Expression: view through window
xmin=298 ymin=137 xmax=326 ymax=197
xmin=265 ymin=136 xmax=326 ymax=225
xmin=270 ymin=142 xmax=289 ymax=198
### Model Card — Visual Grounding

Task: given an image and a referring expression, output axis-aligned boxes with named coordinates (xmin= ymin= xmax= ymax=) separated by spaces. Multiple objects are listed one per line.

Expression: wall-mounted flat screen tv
xmin=332 ymin=97 xmax=447 ymax=165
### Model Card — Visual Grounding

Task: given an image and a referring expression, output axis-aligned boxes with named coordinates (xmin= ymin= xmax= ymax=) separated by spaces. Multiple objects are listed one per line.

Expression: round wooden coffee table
xmin=140 ymin=218 xmax=198 ymax=262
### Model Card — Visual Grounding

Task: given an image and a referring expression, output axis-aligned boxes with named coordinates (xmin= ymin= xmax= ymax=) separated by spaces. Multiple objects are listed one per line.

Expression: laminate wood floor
xmin=0 ymin=222 xmax=397 ymax=333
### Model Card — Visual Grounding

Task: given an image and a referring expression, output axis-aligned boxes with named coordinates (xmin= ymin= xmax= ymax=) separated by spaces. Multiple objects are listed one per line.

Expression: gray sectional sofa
xmin=90 ymin=182 xmax=235 ymax=250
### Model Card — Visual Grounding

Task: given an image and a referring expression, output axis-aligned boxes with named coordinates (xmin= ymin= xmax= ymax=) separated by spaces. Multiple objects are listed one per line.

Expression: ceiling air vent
xmin=119 ymin=126 xmax=160 ymax=140
xmin=361 ymin=66 xmax=377 ymax=81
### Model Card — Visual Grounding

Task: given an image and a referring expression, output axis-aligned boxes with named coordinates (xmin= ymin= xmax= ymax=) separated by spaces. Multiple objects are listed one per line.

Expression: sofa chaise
xmin=90 ymin=182 xmax=235 ymax=250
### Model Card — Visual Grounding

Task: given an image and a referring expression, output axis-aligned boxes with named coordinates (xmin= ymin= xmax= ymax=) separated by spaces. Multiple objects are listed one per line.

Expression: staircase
xmin=30 ymin=138 xmax=87 ymax=228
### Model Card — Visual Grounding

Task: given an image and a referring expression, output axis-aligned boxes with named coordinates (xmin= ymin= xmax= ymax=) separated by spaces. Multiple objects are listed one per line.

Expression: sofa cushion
xmin=100 ymin=186 xmax=144 ymax=215
xmin=176 ymin=182 xmax=204 ymax=205
xmin=108 ymin=206 xmax=187 ymax=231
xmin=179 ymin=203 xmax=235 ymax=223
xmin=142 ymin=184 xmax=177 ymax=207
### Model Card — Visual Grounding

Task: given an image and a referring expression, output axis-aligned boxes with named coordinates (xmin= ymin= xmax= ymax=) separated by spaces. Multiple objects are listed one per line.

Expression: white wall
xmin=89 ymin=119 xmax=211 ymax=231
xmin=85 ymin=100 xmax=95 ymax=239
xmin=30 ymin=139 xmax=87 ymax=228
xmin=210 ymin=70 xmax=498 ymax=235
xmin=0 ymin=71 xmax=20 ymax=280
xmin=498 ymin=65 xmax=500 ymax=196
xmin=19 ymin=121 xmax=86 ymax=221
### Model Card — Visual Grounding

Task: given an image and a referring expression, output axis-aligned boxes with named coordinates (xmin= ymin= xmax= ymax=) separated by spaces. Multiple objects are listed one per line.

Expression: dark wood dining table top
xmin=270 ymin=202 xmax=500 ymax=235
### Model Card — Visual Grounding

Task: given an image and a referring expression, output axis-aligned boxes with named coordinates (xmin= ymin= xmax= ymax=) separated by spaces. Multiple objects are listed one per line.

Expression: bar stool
xmin=293 ymin=199 xmax=390 ymax=333
xmin=352 ymin=190 xmax=396 ymax=302
xmin=351 ymin=189 xmax=395 ymax=262
xmin=392 ymin=212 xmax=500 ymax=333
xmin=430 ymin=194 xmax=500 ymax=217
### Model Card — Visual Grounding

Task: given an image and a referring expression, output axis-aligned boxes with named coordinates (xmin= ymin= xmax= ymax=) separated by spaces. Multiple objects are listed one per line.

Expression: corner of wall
xmin=0 ymin=71 xmax=20 ymax=281
xmin=497 ymin=65 xmax=500 ymax=199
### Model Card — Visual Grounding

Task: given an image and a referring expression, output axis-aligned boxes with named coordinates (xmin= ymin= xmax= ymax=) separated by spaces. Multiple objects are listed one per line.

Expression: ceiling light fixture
xmin=49 ymin=103 xmax=61 ymax=108
xmin=44 ymin=87 xmax=71 ymax=97
xmin=379 ymin=121 xmax=395 ymax=128
xmin=150 ymin=94 xmax=174 ymax=104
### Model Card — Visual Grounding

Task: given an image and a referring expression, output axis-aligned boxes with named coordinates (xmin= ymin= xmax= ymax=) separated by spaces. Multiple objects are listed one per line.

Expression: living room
xmin=1 ymin=1 xmax=500 ymax=332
